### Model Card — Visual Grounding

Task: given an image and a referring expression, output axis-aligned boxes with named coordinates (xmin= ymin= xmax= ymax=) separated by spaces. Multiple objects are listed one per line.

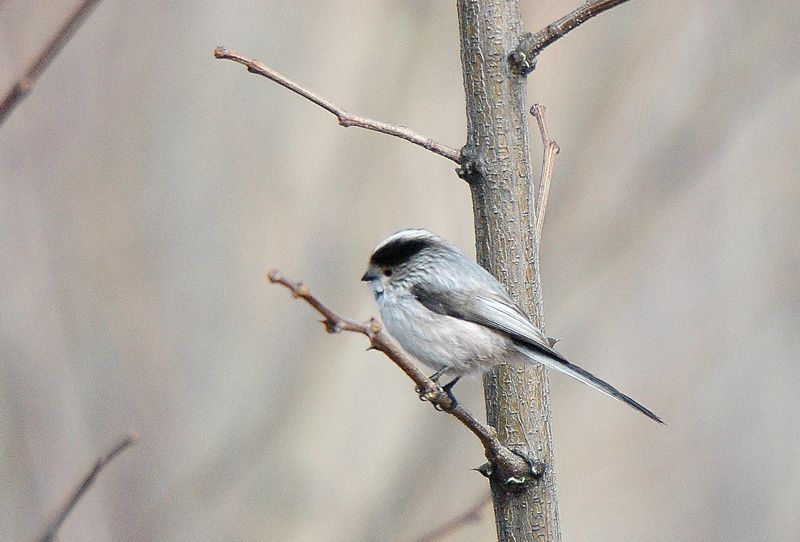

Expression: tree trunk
xmin=456 ymin=1 xmax=561 ymax=540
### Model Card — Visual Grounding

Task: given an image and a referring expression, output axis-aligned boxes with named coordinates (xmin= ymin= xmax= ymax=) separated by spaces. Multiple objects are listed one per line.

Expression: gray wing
xmin=411 ymin=282 xmax=555 ymax=356
xmin=411 ymin=282 xmax=664 ymax=424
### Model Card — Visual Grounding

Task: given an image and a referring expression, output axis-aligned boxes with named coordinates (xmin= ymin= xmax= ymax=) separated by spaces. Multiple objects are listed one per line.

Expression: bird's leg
xmin=432 ymin=377 xmax=461 ymax=412
xmin=429 ymin=367 xmax=450 ymax=384
xmin=442 ymin=376 xmax=461 ymax=405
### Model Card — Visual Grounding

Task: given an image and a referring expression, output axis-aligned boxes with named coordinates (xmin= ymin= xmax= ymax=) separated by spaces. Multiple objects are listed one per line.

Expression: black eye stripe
xmin=370 ymin=238 xmax=432 ymax=267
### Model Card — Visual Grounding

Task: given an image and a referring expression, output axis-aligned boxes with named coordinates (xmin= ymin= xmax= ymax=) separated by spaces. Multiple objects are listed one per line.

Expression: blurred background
xmin=2 ymin=1 xmax=799 ymax=540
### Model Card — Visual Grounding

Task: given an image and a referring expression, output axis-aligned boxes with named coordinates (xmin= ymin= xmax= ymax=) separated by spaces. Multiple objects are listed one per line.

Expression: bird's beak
xmin=361 ymin=270 xmax=377 ymax=282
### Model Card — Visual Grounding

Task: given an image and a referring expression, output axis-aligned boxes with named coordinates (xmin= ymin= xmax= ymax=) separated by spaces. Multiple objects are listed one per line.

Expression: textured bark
xmin=456 ymin=1 xmax=561 ymax=540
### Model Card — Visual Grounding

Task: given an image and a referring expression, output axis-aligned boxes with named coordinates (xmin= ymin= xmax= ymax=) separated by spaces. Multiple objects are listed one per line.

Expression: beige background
xmin=2 ymin=1 xmax=798 ymax=540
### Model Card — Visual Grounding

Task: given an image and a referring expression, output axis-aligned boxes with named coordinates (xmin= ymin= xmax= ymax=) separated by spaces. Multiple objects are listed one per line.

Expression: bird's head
xmin=361 ymin=229 xmax=443 ymax=297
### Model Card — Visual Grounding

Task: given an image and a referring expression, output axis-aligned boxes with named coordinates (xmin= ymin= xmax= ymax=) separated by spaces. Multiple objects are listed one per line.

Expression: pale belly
xmin=377 ymin=291 xmax=510 ymax=376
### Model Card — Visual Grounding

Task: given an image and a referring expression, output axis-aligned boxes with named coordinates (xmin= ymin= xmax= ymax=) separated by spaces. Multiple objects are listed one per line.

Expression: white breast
xmin=375 ymin=287 xmax=509 ymax=376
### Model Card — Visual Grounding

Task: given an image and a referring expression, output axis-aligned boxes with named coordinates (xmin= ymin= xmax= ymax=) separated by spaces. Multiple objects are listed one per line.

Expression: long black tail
xmin=516 ymin=344 xmax=664 ymax=424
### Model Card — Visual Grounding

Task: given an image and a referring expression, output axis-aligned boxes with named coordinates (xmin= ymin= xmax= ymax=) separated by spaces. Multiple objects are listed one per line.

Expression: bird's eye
xmin=382 ymin=268 xmax=393 ymax=277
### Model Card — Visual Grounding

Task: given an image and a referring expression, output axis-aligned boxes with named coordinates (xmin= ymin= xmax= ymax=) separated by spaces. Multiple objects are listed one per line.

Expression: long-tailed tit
xmin=361 ymin=229 xmax=663 ymax=424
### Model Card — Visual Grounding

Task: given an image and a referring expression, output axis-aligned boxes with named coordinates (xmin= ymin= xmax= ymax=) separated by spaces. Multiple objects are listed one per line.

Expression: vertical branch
xmin=456 ymin=1 xmax=561 ymax=541
xmin=531 ymin=104 xmax=560 ymax=240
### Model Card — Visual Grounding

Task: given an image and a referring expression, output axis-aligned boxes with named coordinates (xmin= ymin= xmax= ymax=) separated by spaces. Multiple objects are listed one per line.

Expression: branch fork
xmin=510 ymin=0 xmax=633 ymax=75
xmin=268 ymin=269 xmax=542 ymax=486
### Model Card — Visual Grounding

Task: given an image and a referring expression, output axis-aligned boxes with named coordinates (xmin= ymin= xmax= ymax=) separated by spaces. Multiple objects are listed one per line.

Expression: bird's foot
xmin=415 ymin=368 xmax=450 ymax=403
xmin=415 ymin=384 xmax=441 ymax=403
xmin=415 ymin=376 xmax=460 ymax=412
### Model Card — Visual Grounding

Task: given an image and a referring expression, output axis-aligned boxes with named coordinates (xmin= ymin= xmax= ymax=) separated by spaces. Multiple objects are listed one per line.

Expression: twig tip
xmin=267 ymin=269 xmax=282 ymax=283
xmin=213 ymin=46 xmax=228 ymax=59
xmin=530 ymin=103 xmax=545 ymax=117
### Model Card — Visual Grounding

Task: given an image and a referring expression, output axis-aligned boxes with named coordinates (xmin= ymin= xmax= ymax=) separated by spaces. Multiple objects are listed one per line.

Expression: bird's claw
xmin=415 ymin=383 xmax=457 ymax=411
xmin=416 ymin=384 xmax=440 ymax=403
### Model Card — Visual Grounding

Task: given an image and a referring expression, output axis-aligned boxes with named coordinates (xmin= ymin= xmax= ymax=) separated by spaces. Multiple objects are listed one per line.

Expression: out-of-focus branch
xmin=268 ymin=269 xmax=539 ymax=484
xmin=37 ymin=433 xmax=138 ymax=542
xmin=412 ymin=494 xmax=492 ymax=542
xmin=510 ymin=0 xmax=632 ymax=75
xmin=0 ymin=0 xmax=104 ymax=126
xmin=213 ymin=47 xmax=462 ymax=164
xmin=530 ymin=104 xmax=560 ymax=241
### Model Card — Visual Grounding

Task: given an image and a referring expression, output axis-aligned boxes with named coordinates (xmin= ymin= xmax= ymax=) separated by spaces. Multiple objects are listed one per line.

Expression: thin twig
xmin=412 ymin=494 xmax=492 ymax=542
xmin=37 ymin=433 xmax=138 ymax=542
xmin=213 ymin=47 xmax=462 ymax=164
xmin=510 ymin=0 xmax=632 ymax=75
xmin=530 ymin=104 xmax=560 ymax=241
xmin=268 ymin=270 xmax=534 ymax=483
xmin=0 ymin=0 xmax=104 ymax=126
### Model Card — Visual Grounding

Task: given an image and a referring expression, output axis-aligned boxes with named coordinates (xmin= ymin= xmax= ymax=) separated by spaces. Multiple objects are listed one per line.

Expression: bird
xmin=360 ymin=228 xmax=663 ymax=424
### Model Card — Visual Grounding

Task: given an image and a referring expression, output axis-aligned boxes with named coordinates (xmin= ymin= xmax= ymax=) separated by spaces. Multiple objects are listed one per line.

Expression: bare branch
xmin=530 ymin=104 xmax=560 ymax=241
xmin=412 ymin=494 xmax=492 ymax=542
xmin=268 ymin=270 xmax=536 ymax=483
xmin=214 ymin=47 xmax=462 ymax=164
xmin=37 ymin=433 xmax=138 ymax=542
xmin=510 ymin=0 xmax=632 ymax=75
xmin=0 ymin=0 xmax=104 ymax=126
